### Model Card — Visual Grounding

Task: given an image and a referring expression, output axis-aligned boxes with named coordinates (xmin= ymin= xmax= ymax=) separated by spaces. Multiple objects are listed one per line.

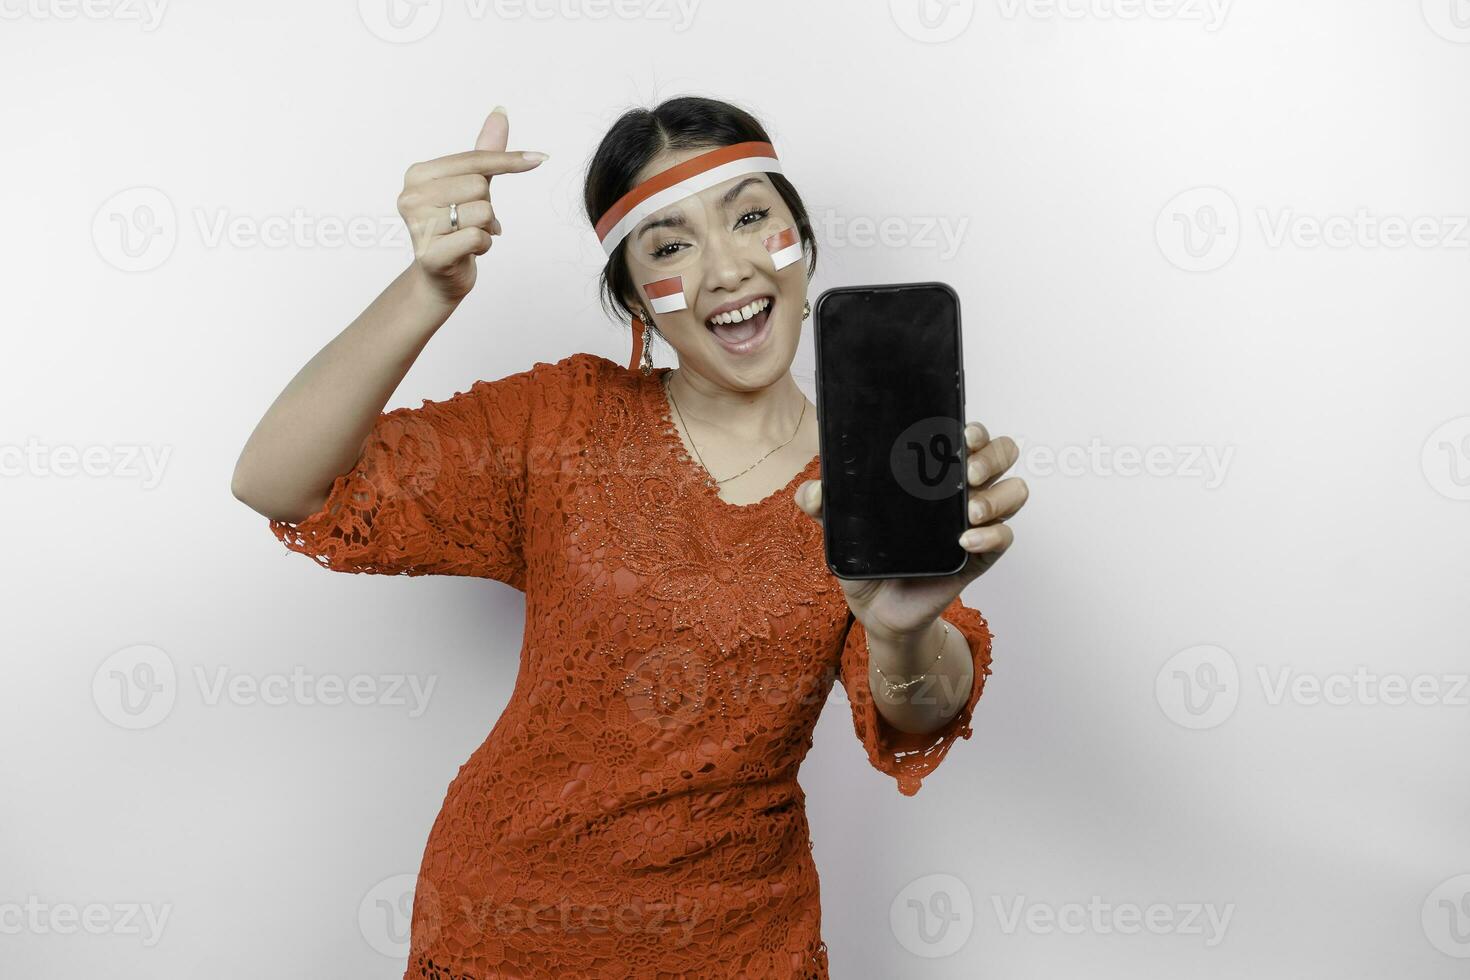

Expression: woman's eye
xmin=736 ymin=207 xmax=771 ymax=228
xmin=650 ymin=209 xmax=768 ymax=258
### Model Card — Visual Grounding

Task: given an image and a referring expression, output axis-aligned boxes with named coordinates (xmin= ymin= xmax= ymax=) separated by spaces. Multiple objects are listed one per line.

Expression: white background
xmin=3 ymin=0 xmax=1469 ymax=977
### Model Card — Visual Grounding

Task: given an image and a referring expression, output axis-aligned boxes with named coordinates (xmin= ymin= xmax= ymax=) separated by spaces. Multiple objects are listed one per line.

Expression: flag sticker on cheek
xmin=642 ymin=276 xmax=688 ymax=314
xmin=764 ymin=227 xmax=801 ymax=271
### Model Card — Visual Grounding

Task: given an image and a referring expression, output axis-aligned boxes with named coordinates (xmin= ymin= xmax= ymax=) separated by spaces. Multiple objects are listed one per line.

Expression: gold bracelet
xmin=870 ymin=620 xmax=951 ymax=696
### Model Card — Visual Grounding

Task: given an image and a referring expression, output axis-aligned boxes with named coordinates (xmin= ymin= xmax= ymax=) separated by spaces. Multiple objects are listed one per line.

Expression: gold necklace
xmin=664 ymin=371 xmax=807 ymax=486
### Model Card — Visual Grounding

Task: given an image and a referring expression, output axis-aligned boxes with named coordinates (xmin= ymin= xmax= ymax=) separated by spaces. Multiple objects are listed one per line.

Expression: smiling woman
xmin=232 ymin=96 xmax=1023 ymax=980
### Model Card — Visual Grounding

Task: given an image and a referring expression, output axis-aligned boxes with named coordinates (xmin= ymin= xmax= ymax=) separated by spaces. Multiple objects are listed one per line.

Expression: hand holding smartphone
xmin=812 ymin=282 xmax=969 ymax=580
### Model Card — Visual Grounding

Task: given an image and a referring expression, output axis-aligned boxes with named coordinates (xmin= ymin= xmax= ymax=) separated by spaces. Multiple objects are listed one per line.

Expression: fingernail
xmin=491 ymin=105 xmax=507 ymax=116
xmin=960 ymin=529 xmax=984 ymax=549
xmin=970 ymin=500 xmax=983 ymax=523
xmin=521 ymin=151 xmax=549 ymax=162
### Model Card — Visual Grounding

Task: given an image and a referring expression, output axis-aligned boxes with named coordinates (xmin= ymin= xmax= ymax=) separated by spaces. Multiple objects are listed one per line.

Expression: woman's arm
xmin=864 ymin=615 xmax=976 ymax=735
xmin=230 ymin=106 xmax=547 ymax=523
xmin=230 ymin=266 xmax=456 ymax=523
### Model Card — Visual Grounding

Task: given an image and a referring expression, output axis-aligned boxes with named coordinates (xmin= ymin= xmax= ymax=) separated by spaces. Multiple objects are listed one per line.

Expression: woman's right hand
xmin=397 ymin=106 xmax=549 ymax=306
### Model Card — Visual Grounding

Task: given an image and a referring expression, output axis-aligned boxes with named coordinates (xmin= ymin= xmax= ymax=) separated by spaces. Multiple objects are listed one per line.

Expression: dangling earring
xmin=802 ymin=299 xmax=811 ymax=321
xmin=635 ymin=309 xmax=655 ymax=376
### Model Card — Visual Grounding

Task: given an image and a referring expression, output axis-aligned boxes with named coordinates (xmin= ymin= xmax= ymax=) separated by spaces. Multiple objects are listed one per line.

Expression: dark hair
xmin=582 ymin=96 xmax=818 ymax=328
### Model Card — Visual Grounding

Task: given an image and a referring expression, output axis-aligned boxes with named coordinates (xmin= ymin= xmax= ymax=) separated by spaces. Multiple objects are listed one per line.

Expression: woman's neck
xmin=665 ymin=366 xmax=813 ymax=453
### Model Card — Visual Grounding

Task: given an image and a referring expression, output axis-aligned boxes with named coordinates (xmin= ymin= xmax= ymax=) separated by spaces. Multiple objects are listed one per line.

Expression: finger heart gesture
xmin=395 ymin=105 xmax=550 ymax=305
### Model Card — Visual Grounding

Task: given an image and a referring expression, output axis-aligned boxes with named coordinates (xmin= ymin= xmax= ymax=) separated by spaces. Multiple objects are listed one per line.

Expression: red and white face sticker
xmin=641 ymin=275 xmax=687 ymax=314
xmin=764 ymin=227 xmax=801 ymax=271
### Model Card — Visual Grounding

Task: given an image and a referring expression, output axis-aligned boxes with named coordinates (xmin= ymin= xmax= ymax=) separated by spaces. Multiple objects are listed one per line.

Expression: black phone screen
xmin=813 ymin=282 xmax=968 ymax=580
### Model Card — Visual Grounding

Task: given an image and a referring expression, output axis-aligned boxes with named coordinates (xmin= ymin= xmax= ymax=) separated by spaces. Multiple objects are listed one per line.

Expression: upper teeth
xmin=707 ymin=297 xmax=771 ymax=327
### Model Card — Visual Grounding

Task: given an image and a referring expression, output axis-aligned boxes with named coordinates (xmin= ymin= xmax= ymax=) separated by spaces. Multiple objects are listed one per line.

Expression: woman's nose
xmin=700 ymin=227 xmax=756 ymax=289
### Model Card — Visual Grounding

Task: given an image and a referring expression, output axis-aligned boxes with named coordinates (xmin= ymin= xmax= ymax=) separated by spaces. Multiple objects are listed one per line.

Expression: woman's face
xmin=619 ymin=146 xmax=807 ymax=391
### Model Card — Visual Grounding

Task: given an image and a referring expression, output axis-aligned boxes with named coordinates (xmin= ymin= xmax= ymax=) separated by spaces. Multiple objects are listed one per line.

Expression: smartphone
xmin=812 ymin=281 xmax=968 ymax=580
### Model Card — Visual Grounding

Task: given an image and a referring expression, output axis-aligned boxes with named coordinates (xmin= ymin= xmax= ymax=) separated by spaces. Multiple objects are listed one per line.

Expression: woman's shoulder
xmin=460 ymin=350 xmax=632 ymax=429
xmin=463 ymin=351 xmax=625 ymax=394
xmin=490 ymin=350 xmax=626 ymax=389
xmin=546 ymin=350 xmax=629 ymax=387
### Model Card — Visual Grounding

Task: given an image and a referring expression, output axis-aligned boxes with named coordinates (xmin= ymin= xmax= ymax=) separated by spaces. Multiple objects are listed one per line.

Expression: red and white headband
xmin=593 ymin=140 xmax=785 ymax=259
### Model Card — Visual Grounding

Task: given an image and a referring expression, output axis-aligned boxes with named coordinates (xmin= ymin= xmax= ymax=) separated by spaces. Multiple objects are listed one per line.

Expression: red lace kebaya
xmin=269 ymin=352 xmax=995 ymax=979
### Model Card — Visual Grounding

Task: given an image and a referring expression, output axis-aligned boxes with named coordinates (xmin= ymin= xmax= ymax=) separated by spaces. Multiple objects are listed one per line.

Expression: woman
xmin=232 ymin=97 xmax=1027 ymax=979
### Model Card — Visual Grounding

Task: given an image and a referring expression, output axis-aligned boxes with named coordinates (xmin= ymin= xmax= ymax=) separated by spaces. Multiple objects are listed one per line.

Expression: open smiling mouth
xmin=705 ymin=295 xmax=774 ymax=353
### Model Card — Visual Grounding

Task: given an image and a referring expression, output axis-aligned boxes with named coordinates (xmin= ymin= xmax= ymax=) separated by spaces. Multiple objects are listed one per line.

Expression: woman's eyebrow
xmin=717 ymin=176 xmax=765 ymax=208
xmin=636 ymin=211 xmax=689 ymax=240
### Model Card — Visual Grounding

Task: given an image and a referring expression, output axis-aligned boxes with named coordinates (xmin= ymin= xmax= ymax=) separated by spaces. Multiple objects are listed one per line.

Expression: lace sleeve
xmin=837 ymin=594 xmax=995 ymax=796
xmin=268 ymin=357 xmax=575 ymax=587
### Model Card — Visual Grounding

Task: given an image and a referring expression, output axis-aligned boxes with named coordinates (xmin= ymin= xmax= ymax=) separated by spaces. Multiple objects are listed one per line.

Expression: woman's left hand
xmin=794 ymin=422 xmax=1027 ymax=643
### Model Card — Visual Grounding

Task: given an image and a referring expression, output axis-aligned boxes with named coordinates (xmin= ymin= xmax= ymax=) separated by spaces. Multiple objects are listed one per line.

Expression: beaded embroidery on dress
xmin=268 ymin=352 xmax=995 ymax=979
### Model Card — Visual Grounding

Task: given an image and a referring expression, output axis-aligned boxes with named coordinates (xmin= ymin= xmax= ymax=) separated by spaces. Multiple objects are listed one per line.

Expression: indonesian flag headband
xmin=593 ymin=141 xmax=802 ymax=372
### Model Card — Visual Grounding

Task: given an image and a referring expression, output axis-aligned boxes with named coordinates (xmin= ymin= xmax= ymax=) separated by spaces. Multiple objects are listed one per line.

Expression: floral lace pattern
xmin=268 ymin=353 xmax=995 ymax=978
